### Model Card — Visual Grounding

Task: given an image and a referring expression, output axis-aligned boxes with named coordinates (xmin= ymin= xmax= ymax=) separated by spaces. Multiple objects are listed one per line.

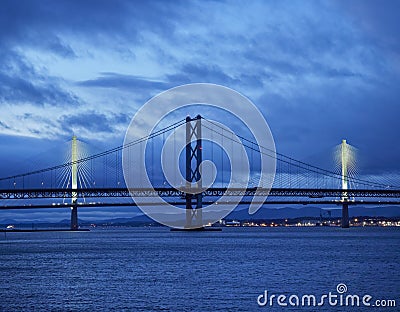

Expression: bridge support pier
xmin=71 ymin=135 xmax=78 ymax=230
xmin=185 ymin=115 xmax=203 ymax=229
xmin=342 ymin=201 xmax=349 ymax=228
xmin=71 ymin=205 xmax=78 ymax=230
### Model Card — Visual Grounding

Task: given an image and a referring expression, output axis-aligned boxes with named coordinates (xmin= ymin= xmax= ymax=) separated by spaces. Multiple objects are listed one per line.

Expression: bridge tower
xmin=185 ymin=115 xmax=203 ymax=229
xmin=341 ymin=139 xmax=349 ymax=228
xmin=71 ymin=135 xmax=78 ymax=230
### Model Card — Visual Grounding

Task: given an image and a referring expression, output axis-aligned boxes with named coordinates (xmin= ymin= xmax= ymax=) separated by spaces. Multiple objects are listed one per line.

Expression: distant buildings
xmin=215 ymin=217 xmax=400 ymax=227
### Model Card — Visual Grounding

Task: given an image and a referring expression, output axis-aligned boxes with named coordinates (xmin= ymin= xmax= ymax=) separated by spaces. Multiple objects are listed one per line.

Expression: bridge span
xmin=1 ymin=116 xmax=399 ymax=229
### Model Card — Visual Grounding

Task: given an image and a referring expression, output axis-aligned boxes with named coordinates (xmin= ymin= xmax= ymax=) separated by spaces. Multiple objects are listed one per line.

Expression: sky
xmin=0 ymin=0 xmax=399 ymax=221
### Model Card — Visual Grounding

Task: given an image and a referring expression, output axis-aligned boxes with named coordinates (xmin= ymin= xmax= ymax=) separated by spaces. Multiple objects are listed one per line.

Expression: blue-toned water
xmin=0 ymin=227 xmax=399 ymax=311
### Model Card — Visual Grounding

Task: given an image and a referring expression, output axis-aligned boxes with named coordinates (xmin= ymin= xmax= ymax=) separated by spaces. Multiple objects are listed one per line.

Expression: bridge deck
xmin=1 ymin=187 xmax=400 ymax=209
xmin=1 ymin=187 xmax=400 ymax=199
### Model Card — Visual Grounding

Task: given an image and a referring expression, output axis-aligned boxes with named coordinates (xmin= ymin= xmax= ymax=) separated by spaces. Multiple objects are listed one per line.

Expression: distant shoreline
xmin=0 ymin=228 xmax=90 ymax=232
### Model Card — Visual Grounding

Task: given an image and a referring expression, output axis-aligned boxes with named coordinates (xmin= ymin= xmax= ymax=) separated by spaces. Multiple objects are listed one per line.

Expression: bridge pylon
xmin=185 ymin=115 xmax=203 ymax=229
xmin=341 ymin=139 xmax=349 ymax=228
xmin=71 ymin=135 xmax=78 ymax=230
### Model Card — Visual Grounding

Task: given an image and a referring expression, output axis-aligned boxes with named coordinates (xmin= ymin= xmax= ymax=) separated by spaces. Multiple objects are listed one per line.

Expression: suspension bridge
xmin=1 ymin=115 xmax=399 ymax=229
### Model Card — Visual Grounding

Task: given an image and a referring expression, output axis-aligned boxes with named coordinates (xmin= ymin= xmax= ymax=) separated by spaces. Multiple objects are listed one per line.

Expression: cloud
xmin=59 ymin=110 xmax=131 ymax=139
xmin=0 ymin=121 xmax=11 ymax=130
xmin=77 ymin=73 xmax=171 ymax=92
xmin=61 ymin=111 xmax=114 ymax=133
xmin=59 ymin=111 xmax=129 ymax=137
xmin=0 ymin=0 xmax=182 ymax=53
xmin=0 ymin=72 xmax=80 ymax=107
xmin=0 ymin=43 xmax=80 ymax=110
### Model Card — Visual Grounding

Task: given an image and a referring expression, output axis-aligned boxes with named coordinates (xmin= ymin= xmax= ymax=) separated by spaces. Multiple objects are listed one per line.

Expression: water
xmin=1 ymin=227 xmax=399 ymax=311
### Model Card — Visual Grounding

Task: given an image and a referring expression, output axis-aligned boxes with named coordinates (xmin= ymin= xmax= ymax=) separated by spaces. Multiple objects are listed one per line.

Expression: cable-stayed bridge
xmin=1 ymin=116 xmax=400 ymax=229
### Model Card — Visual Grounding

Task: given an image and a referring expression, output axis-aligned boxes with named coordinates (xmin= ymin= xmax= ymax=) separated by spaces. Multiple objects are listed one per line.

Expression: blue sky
xmin=0 ymin=0 xmax=399 ymax=221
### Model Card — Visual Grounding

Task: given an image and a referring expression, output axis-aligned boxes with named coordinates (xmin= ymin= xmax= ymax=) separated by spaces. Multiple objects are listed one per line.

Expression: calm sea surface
xmin=0 ymin=227 xmax=399 ymax=311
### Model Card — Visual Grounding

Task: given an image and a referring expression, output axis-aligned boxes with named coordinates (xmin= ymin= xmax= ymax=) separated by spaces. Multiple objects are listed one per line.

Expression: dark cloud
xmin=78 ymin=65 xmax=263 ymax=98
xmin=60 ymin=110 xmax=130 ymax=135
xmin=60 ymin=111 xmax=113 ymax=133
xmin=77 ymin=73 xmax=171 ymax=92
xmin=0 ymin=0 xmax=188 ymax=108
xmin=311 ymin=64 xmax=361 ymax=79
xmin=0 ymin=121 xmax=11 ymax=130
xmin=0 ymin=0 xmax=183 ymax=51
xmin=178 ymin=64 xmax=238 ymax=84
xmin=0 ymin=71 xmax=80 ymax=106
xmin=166 ymin=64 xmax=265 ymax=89
xmin=44 ymin=37 xmax=77 ymax=58
xmin=243 ymin=43 xmax=363 ymax=81
xmin=0 ymin=41 xmax=80 ymax=107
